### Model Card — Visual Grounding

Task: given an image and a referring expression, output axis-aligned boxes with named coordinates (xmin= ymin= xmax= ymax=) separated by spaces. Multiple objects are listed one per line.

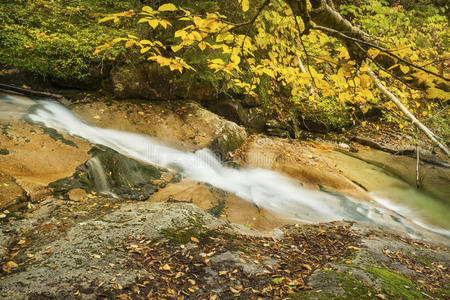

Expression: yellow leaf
xmin=98 ymin=16 xmax=115 ymax=23
xmin=198 ymin=42 xmax=206 ymax=51
xmin=422 ymin=111 xmax=428 ymax=116
xmin=92 ymin=48 xmax=103 ymax=56
xmin=159 ymin=19 xmax=172 ymax=29
xmin=158 ymin=3 xmax=178 ymax=12
xmin=147 ymin=19 xmax=159 ymax=29
xmin=142 ymin=6 xmax=154 ymax=13
xmin=161 ymin=264 xmax=171 ymax=271
xmin=5 ymin=261 xmax=18 ymax=268
xmin=172 ymin=45 xmax=183 ymax=52
xmin=174 ymin=30 xmax=187 ymax=38
xmin=400 ymin=65 xmax=409 ymax=74
xmin=368 ymin=48 xmax=380 ymax=58
xmin=359 ymin=74 xmax=371 ymax=88
xmin=17 ymin=239 xmax=26 ymax=245
xmin=362 ymin=121 xmax=367 ymax=127
xmin=190 ymin=237 xmax=199 ymax=243
xmin=348 ymin=245 xmax=361 ymax=250
xmin=140 ymin=47 xmax=151 ymax=54
xmin=125 ymin=40 xmax=134 ymax=48
xmin=240 ymin=0 xmax=249 ymax=12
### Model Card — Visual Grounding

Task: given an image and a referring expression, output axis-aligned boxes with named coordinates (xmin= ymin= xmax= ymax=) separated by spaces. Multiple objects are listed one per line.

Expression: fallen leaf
xmin=161 ymin=264 xmax=171 ymax=271
xmin=190 ymin=237 xmax=199 ymax=243
xmin=348 ymin=246 xmax=361 ymax=251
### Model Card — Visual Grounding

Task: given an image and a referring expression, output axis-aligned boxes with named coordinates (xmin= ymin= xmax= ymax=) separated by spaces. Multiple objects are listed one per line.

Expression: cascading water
xmin=1 ymin=93 xmax=449 ymax=243
xmin=24 ymin=100 xmax=340 ymax=223
xmin=85 ymin=156 xmax=117 ymax=198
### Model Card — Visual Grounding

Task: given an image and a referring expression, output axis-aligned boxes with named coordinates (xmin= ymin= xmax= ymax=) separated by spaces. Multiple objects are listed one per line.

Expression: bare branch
xmin=228 ymin=0 xmax=271 ymax=31
xmin=367 ymin=66 xmax=449 ymax=156
xmin=312 ymin=25 xmax=449 ymax=82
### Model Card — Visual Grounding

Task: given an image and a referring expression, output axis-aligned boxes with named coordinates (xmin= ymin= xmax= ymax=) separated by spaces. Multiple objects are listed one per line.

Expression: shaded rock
xmin=50 ymin=146 xmax=166 ymax=201
xmin=103 ymin=63 xmax=215 ymax=101
xmin=204 ymin=98 xmax=248 ymax=126
xmin=0 ymin=173 xmax=27 ymax=210
xmin=0 ymin=201 xmax=243 ymax=299
xmin=299 ymin=115 xmax=329 ymax=134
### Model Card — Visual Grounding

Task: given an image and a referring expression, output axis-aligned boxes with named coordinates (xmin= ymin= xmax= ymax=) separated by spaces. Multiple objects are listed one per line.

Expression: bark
xmin=367 ymin=67 xmax=449 ymax=156
xmin=0 ymin=83 xmax=65 ymax=100
xmin=285 ymin=0 xmax=447 ymax=90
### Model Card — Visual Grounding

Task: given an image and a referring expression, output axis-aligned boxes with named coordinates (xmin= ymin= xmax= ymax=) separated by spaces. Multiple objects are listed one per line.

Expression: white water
xmin=27 ymin=100 xmax=344 ymax=223
xmin=1 ymin=94 xmax=449 ymax=243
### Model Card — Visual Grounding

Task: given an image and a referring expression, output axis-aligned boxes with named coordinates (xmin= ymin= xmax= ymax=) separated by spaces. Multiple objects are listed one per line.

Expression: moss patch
xmin=0 ymin=0 xmax=139 ymax=82
xmin=287 ymin=270 xmax=378 ymax=300
xmin=367 ymin=266 xmax=423 ymax=300
xmin=0 ymin=149 xmax=9 ymax=155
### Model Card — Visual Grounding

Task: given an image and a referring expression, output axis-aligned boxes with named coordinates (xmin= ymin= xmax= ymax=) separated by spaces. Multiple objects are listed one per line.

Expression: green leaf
xmin=272 ymin=277 xmax=284 ymax=284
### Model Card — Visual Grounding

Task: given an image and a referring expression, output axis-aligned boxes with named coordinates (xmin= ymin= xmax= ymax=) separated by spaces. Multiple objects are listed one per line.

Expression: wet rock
xmin=50 ymin=146 xmax=165 ymax=201
xmin=149 ymin=179 xmax=289 ymax=231
xmin=72 ymin=100 xmax=247 ymax=152
xmin=0 ymin=119 xmax=91 ymax=186
xmin=235 ymin=135 xmax=371 ymax=200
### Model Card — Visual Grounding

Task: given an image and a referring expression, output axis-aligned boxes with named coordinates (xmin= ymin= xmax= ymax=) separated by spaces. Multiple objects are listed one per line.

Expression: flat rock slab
xmin=0 ymin=194 xmax=448 ymax=299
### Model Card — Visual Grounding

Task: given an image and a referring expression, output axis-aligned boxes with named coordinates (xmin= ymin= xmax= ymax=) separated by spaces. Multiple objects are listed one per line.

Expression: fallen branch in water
xmin=0 ymin=83 xmax=67 ymax=105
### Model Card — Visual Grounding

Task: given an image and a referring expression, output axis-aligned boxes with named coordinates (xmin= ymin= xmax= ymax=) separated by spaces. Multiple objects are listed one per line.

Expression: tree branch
xmin=367 ymin=66 xmax=449 ymax=156
xmin=229 ymin=0 xmax=271 ymax=31
xmin=312 ymin=25 xmax=449 ymax=82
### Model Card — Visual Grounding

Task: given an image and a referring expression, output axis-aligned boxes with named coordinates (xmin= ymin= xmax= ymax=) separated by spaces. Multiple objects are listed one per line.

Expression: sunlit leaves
xmin=239 ymin=0 xmax=249 ymax=12
xmin=158 ymin=3 xmax=178 ymax=12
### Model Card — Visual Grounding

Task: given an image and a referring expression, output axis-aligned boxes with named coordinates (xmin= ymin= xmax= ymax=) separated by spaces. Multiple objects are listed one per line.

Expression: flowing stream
xmin=1 ymin=93 xmax=449 ymax=244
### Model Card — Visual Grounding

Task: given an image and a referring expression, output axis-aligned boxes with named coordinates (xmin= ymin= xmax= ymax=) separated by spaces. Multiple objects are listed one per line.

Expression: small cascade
xmin=85 ymin=156 xmax=116 ymax=198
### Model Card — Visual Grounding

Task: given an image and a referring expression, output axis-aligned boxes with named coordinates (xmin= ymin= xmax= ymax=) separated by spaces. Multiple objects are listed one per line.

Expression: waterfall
xmin=1 ymin=94 xmax=449 ymax=242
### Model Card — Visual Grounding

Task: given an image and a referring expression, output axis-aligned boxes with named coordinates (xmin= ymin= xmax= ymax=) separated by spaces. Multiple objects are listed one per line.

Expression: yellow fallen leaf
xmin=93 ymin=115 xmax=101 ymax=119
xmin=161 ymin=264 xmax=171 ymax=271
xmin=17 ymin=239 xmax=26 ymax=245
xmin=190 ymin=237 xmax=199 ymax=243
xmin=6 ymin=261 xmax=18 ymax=268
xmin=348 ymin=245 xmax=361 ymax=250
xmin=0 ymin=214 xmax=6 ymax=218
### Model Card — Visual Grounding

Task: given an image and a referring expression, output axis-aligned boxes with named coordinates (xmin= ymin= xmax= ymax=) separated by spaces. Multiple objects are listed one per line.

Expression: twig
xmin=416 ymin=127 xmax=420 ymax=189
xmin=229 ymin=0 xmax=271 ymax=31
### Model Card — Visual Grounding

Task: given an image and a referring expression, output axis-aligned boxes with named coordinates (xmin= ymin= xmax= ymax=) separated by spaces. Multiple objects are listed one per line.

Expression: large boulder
xmin=71 ymin=100 xmax=247 ymax=153
xmin=102 ymin=63 xmax=215 ymax=101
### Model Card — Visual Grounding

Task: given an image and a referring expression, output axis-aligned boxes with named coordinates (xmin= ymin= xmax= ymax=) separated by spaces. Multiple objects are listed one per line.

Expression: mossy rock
xmin=50 ymin=146 xmax=165 ymax=201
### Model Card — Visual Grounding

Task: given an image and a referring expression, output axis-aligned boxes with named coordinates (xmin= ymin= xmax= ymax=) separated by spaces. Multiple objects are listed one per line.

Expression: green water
xmin=326 ymin=150 xmax=450 ymax=231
